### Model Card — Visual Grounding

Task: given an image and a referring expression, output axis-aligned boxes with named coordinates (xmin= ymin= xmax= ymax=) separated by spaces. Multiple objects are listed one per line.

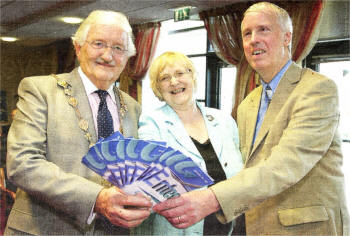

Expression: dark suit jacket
xmin=211 ymin=62 xmax=349 ymax=235
xmin=5 ymin=68 xmax=140 ymax=235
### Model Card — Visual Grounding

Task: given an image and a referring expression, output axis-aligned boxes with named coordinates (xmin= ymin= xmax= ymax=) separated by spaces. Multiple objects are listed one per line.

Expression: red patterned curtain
xmin=119 ymin=22 xmax=161 ymax=101
xmin=200 ymin=0 xmax=324 ymax=119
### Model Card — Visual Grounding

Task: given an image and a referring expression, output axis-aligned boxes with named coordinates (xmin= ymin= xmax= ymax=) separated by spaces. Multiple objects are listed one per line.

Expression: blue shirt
xmin=253 ymin=60 xmax=292 ymax=144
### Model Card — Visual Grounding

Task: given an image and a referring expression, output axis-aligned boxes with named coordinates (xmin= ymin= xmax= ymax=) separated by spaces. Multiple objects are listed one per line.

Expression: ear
xmin=284 ymin=31 xmax=292 ymax=47
xmin=74 ymin=43 xmax=82 ymax=60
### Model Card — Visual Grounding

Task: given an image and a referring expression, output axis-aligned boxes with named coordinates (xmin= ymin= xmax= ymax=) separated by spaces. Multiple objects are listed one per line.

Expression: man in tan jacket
xmin=153 ymin=2 xmax=349 ymax=235
xmin=5 ymin=10 xmax=151 ymax=235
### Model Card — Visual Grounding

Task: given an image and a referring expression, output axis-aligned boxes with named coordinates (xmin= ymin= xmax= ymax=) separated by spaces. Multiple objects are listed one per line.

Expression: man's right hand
xmin=95 ymin=187 xmax=152 ymax=228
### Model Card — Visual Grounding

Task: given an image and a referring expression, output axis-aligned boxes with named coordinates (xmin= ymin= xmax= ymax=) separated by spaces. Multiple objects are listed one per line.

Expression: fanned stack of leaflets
xmin=82 ymin=131 xmax=214 ymax=204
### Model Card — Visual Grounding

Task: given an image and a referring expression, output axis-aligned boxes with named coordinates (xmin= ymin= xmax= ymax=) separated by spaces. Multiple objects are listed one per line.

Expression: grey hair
xmin=71 ymin=10 xmax=136 ymax=57
xmin=243 ymin=2 xmax=293 ymax=51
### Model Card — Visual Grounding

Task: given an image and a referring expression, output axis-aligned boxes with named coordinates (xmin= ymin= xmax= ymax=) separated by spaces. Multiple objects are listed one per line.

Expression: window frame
xmin=168 ymin=25 xmax=227 ymax=109
xmin=304 ymin=39 xmax=350 ymax=142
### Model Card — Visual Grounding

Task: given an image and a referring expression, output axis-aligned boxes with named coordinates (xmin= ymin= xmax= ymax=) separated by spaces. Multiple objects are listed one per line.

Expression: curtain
xmin=200 ymin=0 xmax=324 ymax=119
xmin=119 ymin=22 xmax=161 ymax=101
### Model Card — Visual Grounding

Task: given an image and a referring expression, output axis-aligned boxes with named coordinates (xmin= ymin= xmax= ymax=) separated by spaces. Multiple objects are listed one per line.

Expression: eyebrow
xmin=243 ymin=22 xmax=272 ymax=31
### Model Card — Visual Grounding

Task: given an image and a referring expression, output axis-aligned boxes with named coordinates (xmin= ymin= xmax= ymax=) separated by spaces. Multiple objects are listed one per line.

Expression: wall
xmin=0 ymin=39 xmax=75 ymax=123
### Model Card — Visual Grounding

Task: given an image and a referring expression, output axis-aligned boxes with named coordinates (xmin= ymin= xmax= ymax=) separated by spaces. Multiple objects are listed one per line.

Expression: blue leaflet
xmin=82 ymin=145 xmax=106 ymax=176
xmin=81 ymin=144 xmax=121 ymax=187
xmin=81 ymin=131 xmax=214 ymax=204
xmin=152 ymin=147 xmax=214 ymax=191
xmin=124 ymin=138 xmax=168 ymax=182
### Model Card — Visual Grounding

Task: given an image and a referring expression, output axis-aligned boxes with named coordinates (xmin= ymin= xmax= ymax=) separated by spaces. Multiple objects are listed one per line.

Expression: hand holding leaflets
xmin=82 ymin=132 xmax=214 ymax=205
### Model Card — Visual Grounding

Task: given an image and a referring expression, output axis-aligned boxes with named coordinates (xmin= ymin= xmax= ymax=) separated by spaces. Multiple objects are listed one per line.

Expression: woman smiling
xmin=132 ymin=51 xmax=244 ymax=235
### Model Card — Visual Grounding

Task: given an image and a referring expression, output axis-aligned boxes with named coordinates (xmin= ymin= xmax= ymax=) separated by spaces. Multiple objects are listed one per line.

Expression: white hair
xmin=243 ymin=2 xmax=293 ymax=51
xmin=72 ymin=10 xmax=136 ymax=57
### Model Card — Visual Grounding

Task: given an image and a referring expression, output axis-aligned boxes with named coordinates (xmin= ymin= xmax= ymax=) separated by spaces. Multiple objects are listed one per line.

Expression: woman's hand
xmin=152 ymin=188 xmax=220 ymax=228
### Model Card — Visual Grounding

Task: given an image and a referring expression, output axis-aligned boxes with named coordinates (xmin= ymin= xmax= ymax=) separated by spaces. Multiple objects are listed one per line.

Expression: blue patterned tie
xmin=252 ymin=84 xmax=273 ymax=144
xmin=265 ymin=85 xmax=273 ymax=105
xmin=96 ymin=90 xmax=113 ymax=139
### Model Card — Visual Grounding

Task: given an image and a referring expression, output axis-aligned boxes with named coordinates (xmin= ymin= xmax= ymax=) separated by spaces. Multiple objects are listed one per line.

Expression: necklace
xmin=52 ymin=74 xmax=127 ymax=148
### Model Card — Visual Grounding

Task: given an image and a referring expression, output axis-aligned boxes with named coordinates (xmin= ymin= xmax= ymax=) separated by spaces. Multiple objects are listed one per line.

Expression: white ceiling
xmin=0 ymin=0 xmax=242 ymax=46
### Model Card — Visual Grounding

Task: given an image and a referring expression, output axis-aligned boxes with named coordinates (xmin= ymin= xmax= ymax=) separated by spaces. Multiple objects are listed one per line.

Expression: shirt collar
xmin=78 ymin=67 xmax=116 ymax=103
xmin=261 ymin=59 xmax=292 ymax=93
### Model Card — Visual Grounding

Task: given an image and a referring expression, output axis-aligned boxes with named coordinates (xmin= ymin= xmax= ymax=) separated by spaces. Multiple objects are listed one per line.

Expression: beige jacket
xmin=5 ymin=69 xmax=140 ymax=235
xmin=211 ymin=62 xmax=349 ymax=235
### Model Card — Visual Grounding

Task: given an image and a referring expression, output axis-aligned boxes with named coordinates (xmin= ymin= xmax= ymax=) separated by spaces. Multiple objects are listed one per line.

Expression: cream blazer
xmin=211 ymin=62 xmax=349 ymax=235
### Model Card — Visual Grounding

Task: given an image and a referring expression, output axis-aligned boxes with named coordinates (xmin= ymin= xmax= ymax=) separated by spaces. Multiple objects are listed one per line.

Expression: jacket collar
xmin=244 ymin=87 xmax=262 ymax=158
xmin=60 ymin=68 xmax=98 ymax=144
xmin=247 ymin=62 xmax=303 ymax=159
xmin=161 ymin=102 xmax=222 ymax=161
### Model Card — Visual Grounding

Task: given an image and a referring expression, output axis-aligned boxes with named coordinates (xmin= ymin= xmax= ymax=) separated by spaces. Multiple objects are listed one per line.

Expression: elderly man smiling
xmin=5 ymin=10 xmax=152 ymax=235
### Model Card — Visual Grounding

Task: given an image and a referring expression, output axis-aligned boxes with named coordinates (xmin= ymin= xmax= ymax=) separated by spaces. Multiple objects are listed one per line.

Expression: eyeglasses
xmin=158 ymin=69 xmax=191 ymax=83
xmin=87 ymin=40 xmax=128 ymax=55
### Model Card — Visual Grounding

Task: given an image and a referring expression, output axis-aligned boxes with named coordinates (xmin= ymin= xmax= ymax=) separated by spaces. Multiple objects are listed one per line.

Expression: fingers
xmin=162 ymin=214 xmax=196 ymax=229
xmin=95 ymin=187 xmax=152 ymax=228
xmin=108 ymin=207 xmax=151 ymax=228
xmin=166 ymin=215 xmax=188 ymax=229
xmin=172 ymin=215 xmax=186 ymax=225
xmin=113 ymin=218 xmax=147 ymax=228
xmin=172 ymin=222 xmax=191 ymax=229
xmin=107 ymin=204 xmax=151 ymax=220
xmin=121 ymin=193 xmax=152 ymax=208
xmin=153 ymin=195 xmax=184 ymax=213
xmin=152 ymin=194 xmax=196 ymax=228
xmin=154 ymin=203 xmax=188 ymax=219
xmin=152 ymin=189 xmax=220 ymax=229
xmin=106 ymin=187 xmax=152 ymax=210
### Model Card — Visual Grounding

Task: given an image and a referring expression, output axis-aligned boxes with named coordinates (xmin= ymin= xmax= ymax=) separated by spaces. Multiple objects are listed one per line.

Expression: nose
xmin=101 ymin=47 xmax=114 ymax=61
xmin=250 ymin=31 xmax=259 ymax=45
xmin=170 ymin=76 xmax=179 ymax=85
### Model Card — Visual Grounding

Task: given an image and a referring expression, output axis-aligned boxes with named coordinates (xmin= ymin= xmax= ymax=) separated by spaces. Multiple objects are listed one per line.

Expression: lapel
xmin=162 ymin=105 xmax=201 ymax=159
xmin=200 ymin=105 xmax=223 ymax=159
xmin=244 ymin=87 xmax=262 ymax=159
xmin=249 ymin=62 xmax=302 ymax=159
xmin=63 ymin=69 xmax=97 ymax=144
xmin=163 ymin=103 xmax=223 ymax=161
xmin=113 ymin=86 xmax=128 ymax=136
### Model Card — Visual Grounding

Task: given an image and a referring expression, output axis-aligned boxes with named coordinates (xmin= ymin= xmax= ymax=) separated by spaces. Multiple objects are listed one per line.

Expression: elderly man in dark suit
xmin=152 ymin=2 xmax=349 ymax=235
xmin=5 ymin=10 xmax=152 ymax=235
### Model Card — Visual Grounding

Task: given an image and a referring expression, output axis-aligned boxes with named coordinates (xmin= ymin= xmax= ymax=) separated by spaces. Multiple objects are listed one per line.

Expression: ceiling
xmin=1 ymin=0 xmax=349 ymax=47
xmin=0 ymin=0 xmax=242 ymax=46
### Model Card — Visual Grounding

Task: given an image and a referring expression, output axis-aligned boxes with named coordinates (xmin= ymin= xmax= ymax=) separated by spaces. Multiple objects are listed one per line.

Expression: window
xmin=319 ymin=61 xmax=350 ymax=208
xmin=220 ymin=66 xmax=237 ymax=114
xmin=141 ymin=19 xmax=208 ymax=111
xmin=319 ymin=61 xmax=350 ymax=142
